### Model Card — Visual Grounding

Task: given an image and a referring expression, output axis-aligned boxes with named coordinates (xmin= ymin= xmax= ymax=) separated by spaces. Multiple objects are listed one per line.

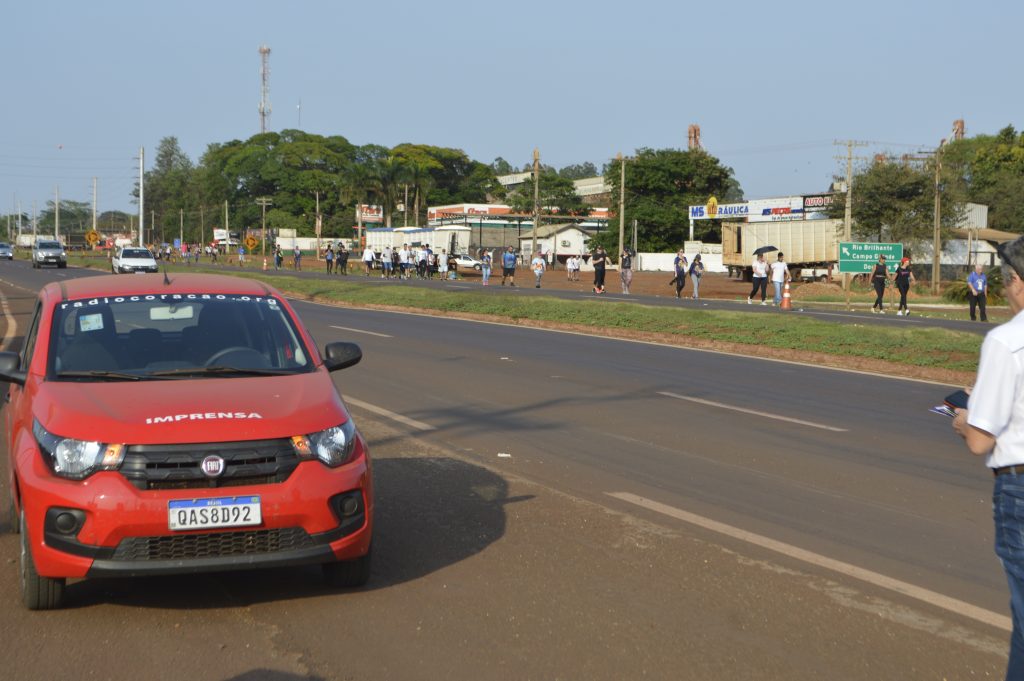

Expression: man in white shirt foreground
xmin=954 ymin=235 xmax=1024 ymax=679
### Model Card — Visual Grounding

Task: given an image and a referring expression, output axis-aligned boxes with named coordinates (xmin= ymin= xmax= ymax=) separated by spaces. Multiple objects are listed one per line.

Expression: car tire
xmin=20 ymin=511 xmax=65 ymax=610
xmin=474 ymin=264 xmax=481 ymax=271
xmin=322 ymin=545 xmax=371 ymax=588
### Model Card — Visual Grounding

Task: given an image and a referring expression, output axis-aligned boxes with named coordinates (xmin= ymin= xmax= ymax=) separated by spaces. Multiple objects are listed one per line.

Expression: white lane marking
xmin=657 ymin=391 xmax=848 ymax=432
xmin=607 ymin=491 xmax=1011 ymax=632
xmin=446 ymin=284 xmax=472 ymax=289
xmin=344 ymin=396 xmax=435 ymax=431
xmin=0 ymin=289 xmax=17 ymax=352
xmin=329 ymin=325 xmax=392 ymax=338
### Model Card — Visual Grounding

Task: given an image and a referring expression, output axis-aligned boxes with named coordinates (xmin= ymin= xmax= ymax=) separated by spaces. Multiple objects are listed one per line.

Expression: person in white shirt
xmin=361 ymin=246 xmax=375 ymax=276
xmin=954 ymin=236 xmax=1024 ymax=678
xmin=531 ymin=251 xmax=546 ymax=288
xmin=381 ymin=246 xmax=394 ymax=279
xmin=748 ymin=253 xmax=770 ymax=305
xmin=769 ymin=252 xmax=790 ymax=305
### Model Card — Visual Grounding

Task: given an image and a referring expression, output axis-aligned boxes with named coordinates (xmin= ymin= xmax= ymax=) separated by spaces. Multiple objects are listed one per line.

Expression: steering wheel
xmin=204 ymin=346 xmax=268 ymax=367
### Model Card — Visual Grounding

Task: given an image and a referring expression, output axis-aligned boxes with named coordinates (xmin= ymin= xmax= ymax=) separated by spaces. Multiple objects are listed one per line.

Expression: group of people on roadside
xmin=667 ymin=250 xmax=706 ymax=300
xmin=746 ymin=252 xmax=791 ymax=306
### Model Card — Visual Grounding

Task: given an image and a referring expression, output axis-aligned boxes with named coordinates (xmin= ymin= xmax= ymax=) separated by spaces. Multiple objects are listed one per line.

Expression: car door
xmin=5 ymin=298 xmax=41 ymax=501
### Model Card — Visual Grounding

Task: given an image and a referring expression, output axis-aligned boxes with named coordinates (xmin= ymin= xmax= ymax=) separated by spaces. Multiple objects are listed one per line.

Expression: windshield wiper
xmin=56 ymin=370 xmax=153 ymax=381
xmin=147 ymin=366 xmax=294 ymax=377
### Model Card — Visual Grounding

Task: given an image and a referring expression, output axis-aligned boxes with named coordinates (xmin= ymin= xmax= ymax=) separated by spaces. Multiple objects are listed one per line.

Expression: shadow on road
xmin=60 ymin=456 xmax=530 ymax=609
xmin=225 ymin=672 xmax=326 ymax=681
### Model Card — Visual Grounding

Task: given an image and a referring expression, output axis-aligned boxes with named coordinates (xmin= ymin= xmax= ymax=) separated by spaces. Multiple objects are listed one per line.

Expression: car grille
xmin=111 ymin=527 xmax=315 ymax=561
xmin=120 ymin=439 xmax=299 ymax=490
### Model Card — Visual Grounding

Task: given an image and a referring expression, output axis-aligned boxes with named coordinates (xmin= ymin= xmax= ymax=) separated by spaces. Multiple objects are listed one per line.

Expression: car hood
xmin=33 ymin=370 xmax=348 ymax=445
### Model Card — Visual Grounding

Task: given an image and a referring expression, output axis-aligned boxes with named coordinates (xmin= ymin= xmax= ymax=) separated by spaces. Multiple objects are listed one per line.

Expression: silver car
xmin=0 ymin=243 xmax=13 ymax=260
xmin=32 ymin=240 xmax=66 ymax=269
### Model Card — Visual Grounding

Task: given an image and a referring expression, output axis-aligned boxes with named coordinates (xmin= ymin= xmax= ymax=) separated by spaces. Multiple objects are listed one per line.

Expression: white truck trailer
xmin=722 ymin=219 xmax=842 ymax=281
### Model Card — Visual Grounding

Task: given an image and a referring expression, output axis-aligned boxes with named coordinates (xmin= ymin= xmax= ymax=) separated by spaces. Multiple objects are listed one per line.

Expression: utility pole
xmin=139 ymin=147 xmax=145 ymax=247
xmin=200 ymin=205 xmax=205 ymax=250
xmin=224 ymin=200 xmax=230 ymax=252
xmin=92 ymin=177 xmax=97 ymax=235
xmin=932 ymin=140 xmax=946 ymax=294
xmin=530 ymin=148 xmax=540 ymax=258
xmin=179 ymin=209 xmax=184 ymax=250
xmin=403 ymin=184 xmax=409 ymax=228
xmin=617 ymin=152 xmax=626 ymax=262
xmin=314 ymin=192 xmax=321 ymax=259
xmin=54 ymin=186 xmax=60 ymax=241
xmin=152 ymin=211 xmax=156 ymax=247
xmin=256 ymin=197 xmax=273 ymax=256
xmin=834 ymin=140 xmax=868 ymax=305
xmin=17 ymin=199 xmax=22 ymax=238
xmin=32 ymin=201 xmax=37 ymax=240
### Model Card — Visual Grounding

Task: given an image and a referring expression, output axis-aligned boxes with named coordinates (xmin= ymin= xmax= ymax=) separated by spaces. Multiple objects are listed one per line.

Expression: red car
xmin=0 ymin=273 xmax=372 ymax=609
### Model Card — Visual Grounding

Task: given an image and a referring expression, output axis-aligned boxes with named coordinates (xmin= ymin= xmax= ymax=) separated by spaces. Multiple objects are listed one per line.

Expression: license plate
xmin=168 ymin=496 xmax=262 ymax=531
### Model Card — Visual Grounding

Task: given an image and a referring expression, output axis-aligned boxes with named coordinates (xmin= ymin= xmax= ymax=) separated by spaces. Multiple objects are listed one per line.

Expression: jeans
xmin=749 ymin=277 xmax=768 ymax=301
xmin=620 ymin=268 xmax=632 ymax=294
xmin=970 ymin=293 xmax=989 ymax=322
xmin=481 ymin=266 xmax=490 ymax=284
xmin=691 ymin=275 xmax=700 ymax=298
xmin=994 ymin=474 xmax=1024 ymax=680
xmin=773 ymin=281 xmax=783 ymax=305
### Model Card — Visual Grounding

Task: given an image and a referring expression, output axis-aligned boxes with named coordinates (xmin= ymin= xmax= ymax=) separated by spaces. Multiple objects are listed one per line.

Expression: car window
xmin=36 ymin=241 xmax=61 ymax=249
xmin=121 ymin=249 xmax=152 ymax=259
xmin=47 ymin=294 xmax=313 ymax=378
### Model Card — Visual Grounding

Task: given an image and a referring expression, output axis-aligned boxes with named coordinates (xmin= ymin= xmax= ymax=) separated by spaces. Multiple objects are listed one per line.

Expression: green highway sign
xmin=838 ymin=242 xmax=903 ymax=274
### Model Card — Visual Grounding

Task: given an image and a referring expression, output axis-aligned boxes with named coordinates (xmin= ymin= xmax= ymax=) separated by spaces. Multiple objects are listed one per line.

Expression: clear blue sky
xmin=1 ymin=0 xmax=1020 ymax=215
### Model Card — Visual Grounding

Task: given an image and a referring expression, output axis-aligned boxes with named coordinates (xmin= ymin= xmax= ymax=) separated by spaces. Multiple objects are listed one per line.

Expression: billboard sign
xmin=747 ymin=197 xmax=804 ymax=222
xmin=357 ymin=205 xmax=384 ymax=223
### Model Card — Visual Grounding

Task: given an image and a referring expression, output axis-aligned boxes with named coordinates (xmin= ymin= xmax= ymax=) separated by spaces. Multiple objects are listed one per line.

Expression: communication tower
xmin=258 ymin=45 xmax=272 ymax=134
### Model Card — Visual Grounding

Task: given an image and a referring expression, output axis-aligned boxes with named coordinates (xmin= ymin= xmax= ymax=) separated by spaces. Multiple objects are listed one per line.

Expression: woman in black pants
xmin=592 ymin=246 xmax=608 ymax=294
xmin=893 ymin=257 xmax=915 ymax=316
xmin=870 ymin=254 xmax=889 ymax=313
xmin=747 ymin=253 xmax=769 ymax=304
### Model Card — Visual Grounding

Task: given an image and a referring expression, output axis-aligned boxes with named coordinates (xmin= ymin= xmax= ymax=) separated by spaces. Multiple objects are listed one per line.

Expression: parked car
xmin=111 ymin=246 xmax=158 ymax=274
xmin=31 ymin=240 xmax=66 ymax=269
xmin=0 ymin=273 xmax=373 ymax=609
xmin=0 ymin=243 xmax=13 ymax=260
xmin=451 ymin=254 xmax=482 ymax=270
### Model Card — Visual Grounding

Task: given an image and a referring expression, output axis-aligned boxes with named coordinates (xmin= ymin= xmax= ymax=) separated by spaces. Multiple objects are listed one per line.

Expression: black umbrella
xmin=753 ymin=245 xmax=779 ymax=256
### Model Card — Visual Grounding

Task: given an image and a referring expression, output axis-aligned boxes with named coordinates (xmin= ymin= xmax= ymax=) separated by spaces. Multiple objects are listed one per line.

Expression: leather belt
xmin=993 ymin=465 xmax=1024 ymax=477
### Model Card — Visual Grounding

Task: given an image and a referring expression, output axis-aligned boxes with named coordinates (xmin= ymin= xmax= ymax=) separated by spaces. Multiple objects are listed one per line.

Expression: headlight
xmin=290 ymin=419 xmax=358 ymax=467
xmin=33 ymin=420 xmax=125 ymax=480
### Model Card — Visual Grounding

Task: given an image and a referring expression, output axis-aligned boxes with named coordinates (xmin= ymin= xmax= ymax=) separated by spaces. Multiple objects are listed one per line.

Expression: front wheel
xmin=322 ymin=545 xmax=371 ymax=588
xmin=20 ymin=512 xmax=65 ymax=610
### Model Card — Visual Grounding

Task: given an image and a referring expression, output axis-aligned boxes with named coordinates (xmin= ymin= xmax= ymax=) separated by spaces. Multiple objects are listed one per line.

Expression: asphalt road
xmin=0 ymin=261 xmax=1010 ymax=680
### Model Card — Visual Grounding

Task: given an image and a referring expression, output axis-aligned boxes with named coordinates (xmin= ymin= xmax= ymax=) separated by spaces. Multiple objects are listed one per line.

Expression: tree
xmin=943 ymin=125 xmax=1024 ymax=232
xmin=507 ymin=170 xmax=589 ymax=216
xmin=490 ymin=157 xmax=514 ymax=175
xmin=829 ymin=156 xmax=963 ymax=244
xmin=558 ymin=162 xmax=598 ymax=180
xmin=594 ymin=148 xmax=742 ymax=253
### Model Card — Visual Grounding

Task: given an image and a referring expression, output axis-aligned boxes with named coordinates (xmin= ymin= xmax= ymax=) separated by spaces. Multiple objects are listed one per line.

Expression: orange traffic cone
xmin=262 ymin=257 xmax=268 ymax=271
xmin=780 ymin=280 xmax=793 ymax=310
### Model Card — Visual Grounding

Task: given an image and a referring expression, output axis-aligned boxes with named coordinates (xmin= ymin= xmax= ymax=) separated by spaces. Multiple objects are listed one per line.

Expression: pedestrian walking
xmin=237 ymin=245 xmax=245 ymax=267
xmin=293 ymin=245 xmax=302 ymax=271
xmin=531 ymin=251 xmax=546 ymax=288
xmin=619 ymin=248 xmax=634 ymax=294
xmin=952 ymin=235 xmax=1024 ymax=680
xmin=274 ymin=245 xmax=283 ymax=270
xmin=325 ymin=245 xmax=334 ymax=274
xmin=688 ymin=254 xmax=705 ymax=299
xmin=968 ymin=263 xmax=989 ymax=322
xmin=770 ymin=252 xmax=790 ymax=306
xmin=591 ymin=245 xmax=608 ymax=294
xmin=894 ymin=257 xmax=915 ymax=316
xmin=399 ymin=244 xmax=411 ymax=279
xmin=481 ymin=250 xmax=492 ymax=285
xmin=437 ymin=249 xmax=449 ymax=280
xmin=870 ymin=254 xmax=889 ymax=313
xmin=500 ymin=246 xmax=517 ymax=287
xmin=669 ymin=250 xmax=688 ymax=299
xmin=748 ymin=253 xmax=770 ymax=305
xmin=337 ymin=244 xmax=349 ymax=274
xmin=381 ymin=246 xmax=394 ymax=279
xmin=361 ymin=245 xmax=375 ymax=276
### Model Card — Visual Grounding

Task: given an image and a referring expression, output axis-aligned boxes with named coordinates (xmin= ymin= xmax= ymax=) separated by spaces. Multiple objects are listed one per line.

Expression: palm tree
xmin=408 ymin=163 xmax=435 ymax=227
xmin=366 ymin=156 xmax=411 ymax=228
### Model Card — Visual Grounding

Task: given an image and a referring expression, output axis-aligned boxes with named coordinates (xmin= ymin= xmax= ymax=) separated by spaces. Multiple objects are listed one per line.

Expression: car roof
xmin=42 ymin=273 xmax=278 ymax=302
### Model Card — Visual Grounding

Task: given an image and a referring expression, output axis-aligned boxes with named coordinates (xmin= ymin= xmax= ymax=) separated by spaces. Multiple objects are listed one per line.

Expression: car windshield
xmin=48 ymin=293 xmax=313 ymax=380
xmin=121 ymin=249 xmax=152 ymax=259
xmin=37 ymin=241 xmax=61 ymax=249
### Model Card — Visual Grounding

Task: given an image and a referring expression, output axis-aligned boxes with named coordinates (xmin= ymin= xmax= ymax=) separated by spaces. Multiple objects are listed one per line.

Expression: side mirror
xmin=0 ymin=351 xmax=25 ymax=385
xmin=323 ymin=341 xmax=362 ymax=372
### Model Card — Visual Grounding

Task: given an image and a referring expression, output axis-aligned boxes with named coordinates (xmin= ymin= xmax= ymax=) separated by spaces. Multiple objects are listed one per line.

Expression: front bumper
xmin=117 ymin=265 xmax=158 ymax=273
xmin=19 ymin=442 xmax=373 ymax=579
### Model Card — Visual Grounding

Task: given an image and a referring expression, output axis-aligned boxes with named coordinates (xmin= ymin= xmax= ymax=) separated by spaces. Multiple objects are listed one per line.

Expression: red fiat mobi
xmin=0 ymin=273 xmax=372 ymax=609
